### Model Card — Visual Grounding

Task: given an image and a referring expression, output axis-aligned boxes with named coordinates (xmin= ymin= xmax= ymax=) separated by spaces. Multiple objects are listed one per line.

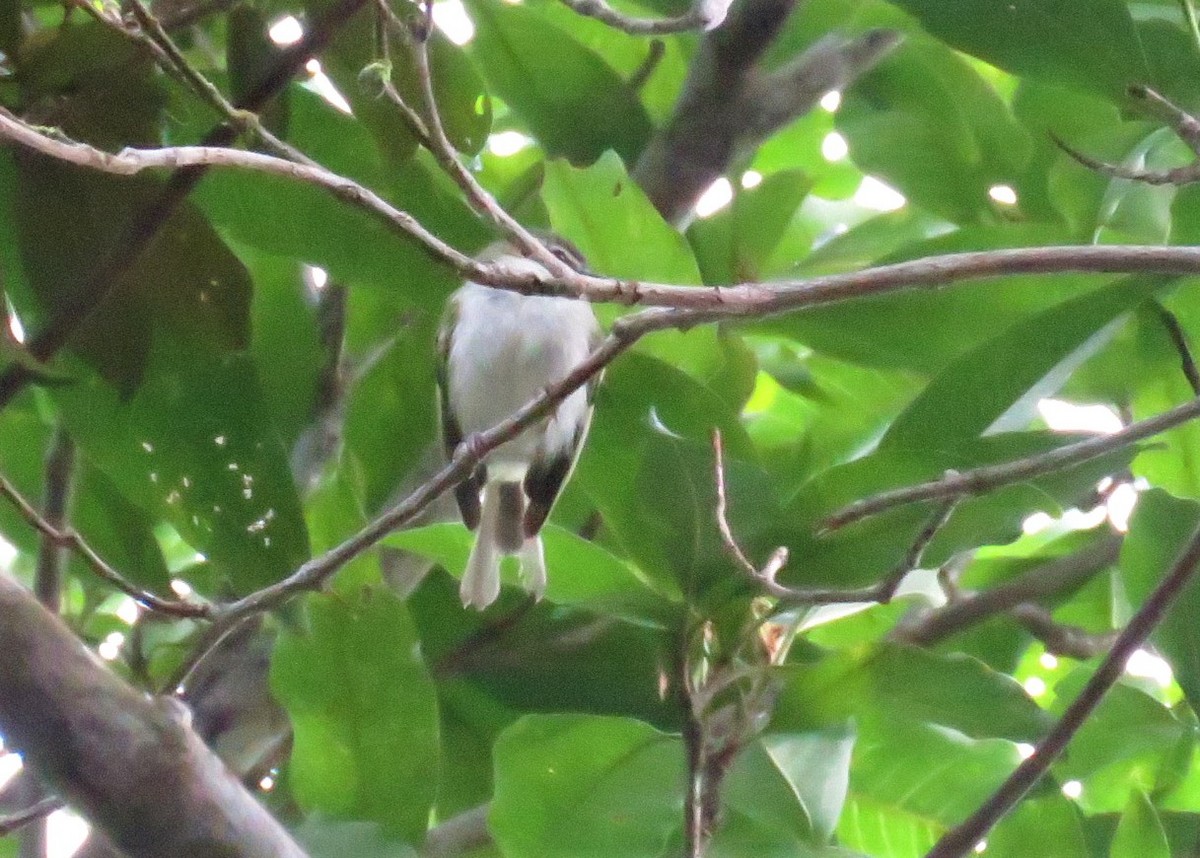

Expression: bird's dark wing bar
xmin=437 ymin=298 xmax=484 ymax=530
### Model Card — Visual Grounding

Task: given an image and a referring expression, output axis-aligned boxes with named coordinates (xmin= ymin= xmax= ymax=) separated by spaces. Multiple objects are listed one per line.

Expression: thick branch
xmin=632 ymin=0 xmax=797 ymax=223
xmin=0 ymin=573 xmax=307 ymax=858
xmin=632 ymin=0 xmax=897 ymax=223
xmin=824 ymin=397 xmax=1200 ymax=531
xmin=926 ymin=520 xmax=1200 ymax=858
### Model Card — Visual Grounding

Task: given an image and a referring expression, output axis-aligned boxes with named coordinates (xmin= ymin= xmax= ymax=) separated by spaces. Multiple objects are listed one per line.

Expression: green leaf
xmin=242 ymin=246 xmax=324 ymax=449
xmin=543 ymin=152 xmax=700 ymax=284
xmin=49 ymin=343 xmax=309 ymax=594
xmin=689 ymin=171 xmax=813 ymax=285
xmin=1120 ymin=490 xmax=1200 ymax=713
xmin=985 ymin=796 xmax=1088 ymax=858
xmin=1129 ymin=305 xmax=1200 ymax=498
xmin=886 ymin=0 xmax=1149 ymax=101
xmin=774 ymin=642 xmax=1049 ymax=743
xmin=387 ymin=522 xmax=668 ymax=620
xmin=303 ymin=0 xmax=490 ymax=159
xmin=272 ymin=588 xmax=439 ymax=841
xmin=760 ymin=222 xmax=1082 ymax=375
xmin=464 ymin=1 xmax=652 ymax=164
xmin=882 ymin=276 xmax=1166 ymax=453
xmin=1051 ymin=669 xmax=1187 ymax=814
xmin=837 ymin=34 xmax=1033 ymax=223
xmin=194 ymin=86 xmax=486 ymax=302
xmin=1111 ymin=789 xmax=1170 ymax=858
xmin=490 ymin=714 xmax=684 ymax=858
xmin=837 ymin=716 xmax=1020 ymax=858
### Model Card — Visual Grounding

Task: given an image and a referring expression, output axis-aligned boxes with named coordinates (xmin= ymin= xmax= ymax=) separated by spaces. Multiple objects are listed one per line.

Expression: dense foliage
xmin=3 ymin=0 xmax=1200 ymax=856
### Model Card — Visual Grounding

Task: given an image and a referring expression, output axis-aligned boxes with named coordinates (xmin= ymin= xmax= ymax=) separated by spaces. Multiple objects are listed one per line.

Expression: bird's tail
xmin=461 ymin=481 xmax=524 ymax=609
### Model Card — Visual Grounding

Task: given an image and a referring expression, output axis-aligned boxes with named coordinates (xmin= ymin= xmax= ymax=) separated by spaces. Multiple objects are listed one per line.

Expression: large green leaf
xmin=387 ymin=521 xmax=669 ymax=621
xmin=882 ymin=276 xmax=1166 ymax=452
xmin=887 ymin=0 xmax=1149 ymax=101
xmin=490 ymin=714 xmax=684 ymax=857
xmin=1051 ymin=666 xmax=1188 ymax=814
xmin=984 ymin=796 xmax=1088 ymax=858
xmin=837 ymin=34 xmax=1032 ymax=223
xmin=837 ymin=716 xmax=1021 ymax=858
xmin=272 ymin=588 xmax=439 ymax=842
xmin=774 ymin=642 xmax=1049 ymax=743
xmin=193 ymin=86 xmax=486 ymax=303
xmin=464 ymin=0 xmax=652 ymax=164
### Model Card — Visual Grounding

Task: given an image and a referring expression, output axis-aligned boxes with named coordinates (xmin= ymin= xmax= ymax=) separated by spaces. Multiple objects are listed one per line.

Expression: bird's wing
xmin=436 ymin=293 xmax=484 ymax=530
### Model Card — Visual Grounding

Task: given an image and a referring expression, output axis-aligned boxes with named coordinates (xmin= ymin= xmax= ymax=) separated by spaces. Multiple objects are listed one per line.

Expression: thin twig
xmin=893 ymin=533 xmax=1122 ymax=647
xmin=824 ymin=396 xmax=1200 ymax=531
xmin=926 ymin=520 xmax=1200 ymax=858
xmin=1052 ymin=132 xmax=1200 ymax=186
xmin=1129 ymin=84 xmax=1200 ymax=156
xmin=1009 ymin=604 xmax=1118 ymax=659
xmin=1153 ymin=303 xmax=1200 ymax=395
xmin=123 ymin=0 xmax=310 ymax=164
xmin=715 ymin=429 xmax=956 ymax=604
xmin=0 ymin=475 xmax=211 ymax=618
xmin=33 ymin=428 xmax=74 ymax=612
xmin=375 ymin=2 xmax=569 ymax=275
xmin=628 ymin=40 xmax=666 ymax=92
xmin=556 ymin=0 xmax=711 ymax=35
xmin=0 ymin=796 xmax=62 ymax=836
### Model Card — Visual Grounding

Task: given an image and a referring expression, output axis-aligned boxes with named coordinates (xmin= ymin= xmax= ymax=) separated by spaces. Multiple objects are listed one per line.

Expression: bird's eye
xmin=548 ymin=244 xmax=583 ymax=270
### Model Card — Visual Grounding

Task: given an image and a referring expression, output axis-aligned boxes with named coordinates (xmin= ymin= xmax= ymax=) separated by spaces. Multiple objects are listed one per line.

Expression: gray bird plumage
xmin=437 ymin=237 xmax=601 ymax=609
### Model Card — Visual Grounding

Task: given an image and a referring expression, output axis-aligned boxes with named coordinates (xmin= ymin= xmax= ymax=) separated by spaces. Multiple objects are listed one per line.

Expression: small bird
xmin=437 ymin=236 xmax=601 ymax=609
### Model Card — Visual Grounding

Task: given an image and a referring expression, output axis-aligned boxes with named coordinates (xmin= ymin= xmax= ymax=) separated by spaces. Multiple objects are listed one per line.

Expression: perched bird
xmin=437 ymin=236 xmax=601 ymax=609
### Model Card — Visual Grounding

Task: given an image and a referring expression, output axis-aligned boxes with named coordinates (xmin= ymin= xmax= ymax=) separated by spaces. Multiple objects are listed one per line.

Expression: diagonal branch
xmin=0 ymin=475 xmax=212 ymax=618
xmin=926 ymin=520 xmax=1200 ymax=858
xmin=0 ymin=572 xmax=308 ymax=858
xmin=823 ymin=396 xmax=1200 ymax=531
xmin=893 ymin=532 xmax=1122 ymax=648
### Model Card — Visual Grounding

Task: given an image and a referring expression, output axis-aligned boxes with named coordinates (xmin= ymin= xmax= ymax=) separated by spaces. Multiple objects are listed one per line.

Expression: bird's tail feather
xmin=461 ymin=481 xmax=529 ymax=609
xmin=461 ymin=483 xmax=503 ymax=609
xmin=518 ymin=536 xmax=547 ymax=601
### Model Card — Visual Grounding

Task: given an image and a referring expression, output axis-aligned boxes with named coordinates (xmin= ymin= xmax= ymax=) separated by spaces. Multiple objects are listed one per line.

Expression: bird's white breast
xmin=447 ymin=263 xmax=598 ymax=477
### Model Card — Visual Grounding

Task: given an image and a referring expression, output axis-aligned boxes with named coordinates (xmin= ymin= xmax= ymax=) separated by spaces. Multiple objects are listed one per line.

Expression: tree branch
xmin=892 ymin=532 xmax=1122 ymax=647
xmin=715 ymin=428 xmax=956 ymax=604
xmin=632 ymin=0 xmax=897 ymax=223
xmin=372 ymin=3 xmax=570 ymax=274
xmin=0 ymin=474 xmax=212 ymax=618
xmin=824 ymin=396 xmax=1200 ymax=531
xmin=33 ymin=427 xmax=74 ymax=612
xmin=11 ymin=110 xmax=1200 ymax=320
xmin=0 ymin=572 xmax=308 ymax=858
xmin=0 ymin=796 xmax=61 ymax=837
xmin=555 ymin=0 xmax=726 ymax=35
xmin=926 ymin=520 xmax=1200 ymax=858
